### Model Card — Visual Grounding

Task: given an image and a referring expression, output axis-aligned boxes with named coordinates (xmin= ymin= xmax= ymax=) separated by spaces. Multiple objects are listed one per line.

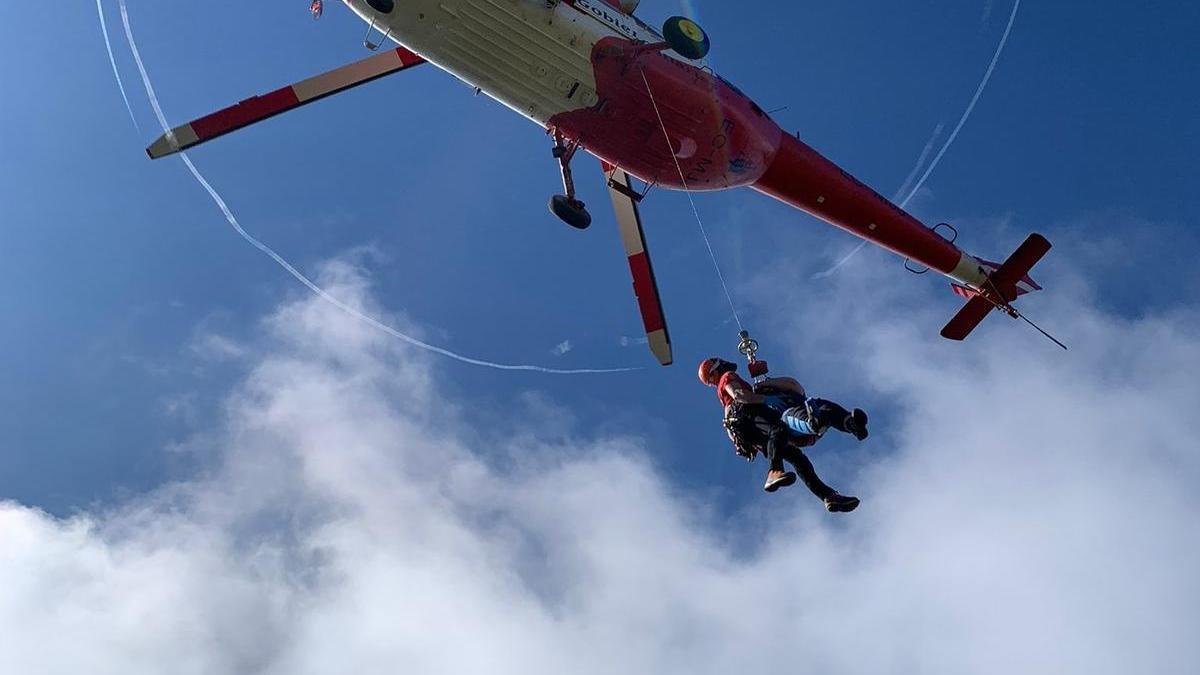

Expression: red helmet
xmin=698 ymin=357 xmax=736 ymax=386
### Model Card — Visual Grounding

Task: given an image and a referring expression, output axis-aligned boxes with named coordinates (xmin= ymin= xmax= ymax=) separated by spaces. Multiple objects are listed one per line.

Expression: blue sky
xmin=2 ymin=2 xmax=1200 ymax=670
xmin=2 ymin=0 xmax=1197 ymax=513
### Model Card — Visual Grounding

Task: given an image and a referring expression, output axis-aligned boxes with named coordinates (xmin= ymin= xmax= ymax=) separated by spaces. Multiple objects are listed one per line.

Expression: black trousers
xmin=728 ymin=402 xmax=840 ymax=500
xmin=765 ymin=424 xmax=836 ymax=500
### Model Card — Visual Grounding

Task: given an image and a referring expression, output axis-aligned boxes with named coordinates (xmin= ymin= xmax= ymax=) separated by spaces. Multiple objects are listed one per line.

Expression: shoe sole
xmin=851 ymin=409 xmax=869 ymax=441
xmin=827 ymin=497 xmax=861 ymax=513
xmin=764 ymin=472 xmax=798 ymax=493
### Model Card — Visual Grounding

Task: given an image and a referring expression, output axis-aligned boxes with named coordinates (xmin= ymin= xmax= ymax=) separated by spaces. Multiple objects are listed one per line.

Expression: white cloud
xmin=190 ymin=333 xmax=248 ymax=362
xmin=2 ymin=253 xmax=1198 ymax=674
xmin=551 ymin=339 xmax=573 ymax=357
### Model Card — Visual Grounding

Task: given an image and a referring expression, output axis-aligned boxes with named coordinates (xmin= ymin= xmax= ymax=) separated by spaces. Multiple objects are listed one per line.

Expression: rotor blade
xmin=147 ymin=46 xmax=425 ymax=159
xmin=604 ymin=163 xmax=673 ymax=366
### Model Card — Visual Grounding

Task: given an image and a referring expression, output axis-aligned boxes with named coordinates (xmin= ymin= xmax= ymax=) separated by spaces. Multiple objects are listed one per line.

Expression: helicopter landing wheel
xmin=550 ymin=195 xmax=592 ymax=230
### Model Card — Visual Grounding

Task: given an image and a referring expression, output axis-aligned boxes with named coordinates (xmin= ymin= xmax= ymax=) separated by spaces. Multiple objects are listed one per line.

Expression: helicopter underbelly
xmin=343 ymin=0 xmax=611 ymax=125
xmin=342 ymin=0 xmax=782 ymax=190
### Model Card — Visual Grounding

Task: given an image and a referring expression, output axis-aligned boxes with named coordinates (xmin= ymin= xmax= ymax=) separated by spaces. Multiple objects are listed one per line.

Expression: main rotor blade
xmin=604 ymin=163 xmax=673 ymax=366
xmin=147 ymin=46 xmax=425 ymax=159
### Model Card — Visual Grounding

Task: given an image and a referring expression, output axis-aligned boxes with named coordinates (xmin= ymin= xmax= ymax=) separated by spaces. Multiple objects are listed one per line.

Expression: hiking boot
xmin=845 ymin=408 xmax=869 ymax=441
xmin=824 ymin=493 xmax=861 ymax=513
xmin=764 ymin=470 xmax=797 ymax=493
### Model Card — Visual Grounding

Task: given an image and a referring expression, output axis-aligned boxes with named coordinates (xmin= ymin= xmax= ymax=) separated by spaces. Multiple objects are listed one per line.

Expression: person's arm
xmin=724 ymin=377 xmax=766 ymax=404
xmin=759 ymin=377 xmax=806 ymax=398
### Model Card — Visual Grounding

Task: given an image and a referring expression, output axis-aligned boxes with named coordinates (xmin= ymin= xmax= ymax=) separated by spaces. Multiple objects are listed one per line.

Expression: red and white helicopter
xmin=148 ymin=0 xmax=1054 ymax=366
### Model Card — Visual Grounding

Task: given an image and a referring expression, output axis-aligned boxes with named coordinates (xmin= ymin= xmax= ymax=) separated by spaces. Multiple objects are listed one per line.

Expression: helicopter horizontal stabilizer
xmin=941 ymin=233 xmax=1052 ymax=341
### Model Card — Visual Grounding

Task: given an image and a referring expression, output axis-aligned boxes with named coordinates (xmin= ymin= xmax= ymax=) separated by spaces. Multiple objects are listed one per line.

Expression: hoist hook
xmin=737 ymin=330 xmax=759 ymax=362
xmin=737 ymin=330 xmax=770 ymax=380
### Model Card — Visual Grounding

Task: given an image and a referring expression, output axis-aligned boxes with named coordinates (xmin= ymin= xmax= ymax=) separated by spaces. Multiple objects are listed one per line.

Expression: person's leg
xmin=807 ymin=398 xmax=850 ymax=431
xmin=808 ymin=398 xmax=869 ymax=440
xmin=780 ymin=406 xmax=821 ymax=436
xmin=765 ymin=425 xmax=788 ymax=473
xmin=763 ymin=425 xmax=797 ymax=492
xmin=780 ymin=446 xmax=836 ymax=500
xmin=781 ymin=444 xmax=861 ymax=512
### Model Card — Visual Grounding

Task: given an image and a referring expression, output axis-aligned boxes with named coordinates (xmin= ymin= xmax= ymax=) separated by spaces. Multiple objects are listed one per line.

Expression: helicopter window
xmin=366 ymin=0 xmax=394 ymax=13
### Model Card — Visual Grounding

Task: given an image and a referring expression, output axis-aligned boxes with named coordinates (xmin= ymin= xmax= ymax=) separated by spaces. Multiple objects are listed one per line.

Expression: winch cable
xmin=112 ymin=0 xmax=638 ymax=375
xmin=639 ymin=66 xmax=745 ymax=335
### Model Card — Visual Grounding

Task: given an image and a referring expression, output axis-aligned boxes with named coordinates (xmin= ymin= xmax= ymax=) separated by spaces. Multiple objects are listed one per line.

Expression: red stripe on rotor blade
xmin=628 ymin=252 xmax=666 ymax=333
xmin=393 ymin=46 xmax=424 ymax=67
xmin=190 ymin=86 xmax=302 ymax=141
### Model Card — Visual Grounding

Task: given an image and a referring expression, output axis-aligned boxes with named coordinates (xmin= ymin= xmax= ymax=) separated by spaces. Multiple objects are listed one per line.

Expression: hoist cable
xmin=640 ymin=66 xmax=745 ymax=333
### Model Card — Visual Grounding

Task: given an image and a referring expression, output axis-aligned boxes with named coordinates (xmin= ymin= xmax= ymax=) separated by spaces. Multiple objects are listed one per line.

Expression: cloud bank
xmin=2 ymin=254 xmax=1197 ymax=674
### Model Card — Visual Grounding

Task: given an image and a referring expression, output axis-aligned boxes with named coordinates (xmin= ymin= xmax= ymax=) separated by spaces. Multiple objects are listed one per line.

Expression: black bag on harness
xmin=723 ymin=401 xmax=783 ymax=459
